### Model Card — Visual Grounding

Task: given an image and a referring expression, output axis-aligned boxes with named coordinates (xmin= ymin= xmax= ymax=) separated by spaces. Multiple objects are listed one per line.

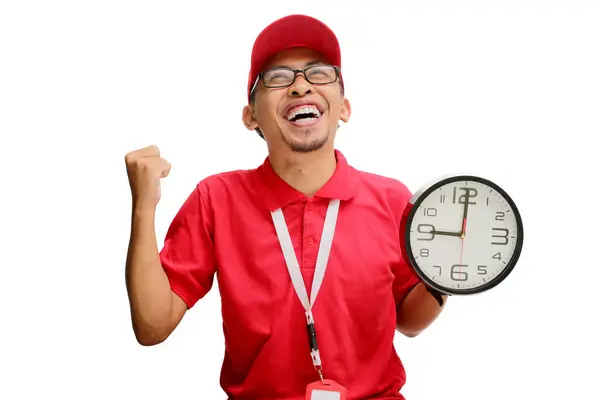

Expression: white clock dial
xmin=401 ymin=175 xmax=523 ymax=295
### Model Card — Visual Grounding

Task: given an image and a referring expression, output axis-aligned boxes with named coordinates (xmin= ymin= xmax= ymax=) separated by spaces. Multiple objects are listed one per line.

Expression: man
xmin=124 ymin=14 xmax=447 ymax=399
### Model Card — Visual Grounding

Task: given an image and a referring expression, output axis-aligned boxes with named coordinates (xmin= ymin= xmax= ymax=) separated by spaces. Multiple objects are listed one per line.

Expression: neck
xmin=268 ymin=148 xmax=337 ymax=196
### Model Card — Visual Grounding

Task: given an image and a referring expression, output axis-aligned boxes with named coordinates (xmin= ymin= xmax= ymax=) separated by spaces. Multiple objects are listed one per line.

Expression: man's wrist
xmin=424 ymin=284 xmax=446 ymax=307
xmin=132 ymin=201 xmax=157 ymax=218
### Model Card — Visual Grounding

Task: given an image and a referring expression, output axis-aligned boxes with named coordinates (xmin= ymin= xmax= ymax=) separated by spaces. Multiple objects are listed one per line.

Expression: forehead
xmin=262 ymin=47 xmax=329 ymax=70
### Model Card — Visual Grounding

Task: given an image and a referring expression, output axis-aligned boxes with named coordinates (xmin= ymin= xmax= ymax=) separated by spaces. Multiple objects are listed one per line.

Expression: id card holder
xmin=306 ymin=379 xmax=347 ymax=400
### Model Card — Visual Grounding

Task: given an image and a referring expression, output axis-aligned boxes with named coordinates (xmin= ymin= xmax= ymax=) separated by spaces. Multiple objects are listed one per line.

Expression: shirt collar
xmin=257 ymin=149 xmax=359 ymax=211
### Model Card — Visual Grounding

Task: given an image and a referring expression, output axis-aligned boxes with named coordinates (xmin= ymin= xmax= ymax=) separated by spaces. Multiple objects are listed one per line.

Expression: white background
xmin=1 ymin=1 xmax=598 ymax=399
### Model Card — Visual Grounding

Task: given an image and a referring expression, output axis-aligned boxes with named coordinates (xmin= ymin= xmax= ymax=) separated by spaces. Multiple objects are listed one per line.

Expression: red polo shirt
xmin=159 ymin=150 xmax=421 ymax=399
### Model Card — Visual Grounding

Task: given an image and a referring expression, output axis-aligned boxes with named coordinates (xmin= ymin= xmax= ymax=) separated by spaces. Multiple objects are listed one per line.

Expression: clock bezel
xmin=400 ymin=174 xmax=524 ymax=296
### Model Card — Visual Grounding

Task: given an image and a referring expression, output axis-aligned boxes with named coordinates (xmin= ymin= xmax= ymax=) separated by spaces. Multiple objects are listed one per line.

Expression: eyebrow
xmin=269 ymin=60 xmax=328 ymax=69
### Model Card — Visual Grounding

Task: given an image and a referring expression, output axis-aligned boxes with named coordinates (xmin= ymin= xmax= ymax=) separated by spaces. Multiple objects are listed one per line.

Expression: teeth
xmin=286 ymin=105 xmax=321 ymax=120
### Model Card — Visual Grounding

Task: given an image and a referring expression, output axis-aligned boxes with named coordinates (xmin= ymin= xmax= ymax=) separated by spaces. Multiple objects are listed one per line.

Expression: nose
xmin=288 ymin=73 xmax=313 ymax=96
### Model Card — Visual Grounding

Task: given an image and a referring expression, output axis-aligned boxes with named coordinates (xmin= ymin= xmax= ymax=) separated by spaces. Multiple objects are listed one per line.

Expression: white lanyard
xmin=271 ymin=198 xmax=340 ymax=381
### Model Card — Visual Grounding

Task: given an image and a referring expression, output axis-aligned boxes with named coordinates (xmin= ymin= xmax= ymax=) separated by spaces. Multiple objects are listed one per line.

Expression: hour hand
xmin=431 ymin=230 xmax=462 ymax=237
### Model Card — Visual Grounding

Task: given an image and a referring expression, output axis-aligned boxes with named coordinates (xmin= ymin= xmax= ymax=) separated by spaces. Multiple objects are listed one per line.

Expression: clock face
xmin=402 ymin=175 xmax=523 ymax=295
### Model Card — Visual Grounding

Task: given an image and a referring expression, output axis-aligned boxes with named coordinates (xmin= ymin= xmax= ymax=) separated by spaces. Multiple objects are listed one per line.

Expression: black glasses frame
xmin=251 ymin=65 xmax=340 ymax=95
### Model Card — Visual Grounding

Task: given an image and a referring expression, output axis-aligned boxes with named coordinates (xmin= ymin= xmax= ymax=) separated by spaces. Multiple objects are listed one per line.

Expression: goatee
xmin=283 ymin=131 xmax=328 ymax=153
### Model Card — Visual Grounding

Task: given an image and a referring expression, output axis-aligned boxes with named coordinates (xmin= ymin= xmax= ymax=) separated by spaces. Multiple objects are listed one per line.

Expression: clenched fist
xmin=125 ymin=145 xmax=171 ymax=208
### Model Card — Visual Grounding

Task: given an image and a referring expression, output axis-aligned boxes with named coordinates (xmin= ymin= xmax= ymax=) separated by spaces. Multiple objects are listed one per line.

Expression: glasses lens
xmin=305 ymin=65 xmax=337 ymax=84
xmin=263 ymin=69 xmax=295 ymax=87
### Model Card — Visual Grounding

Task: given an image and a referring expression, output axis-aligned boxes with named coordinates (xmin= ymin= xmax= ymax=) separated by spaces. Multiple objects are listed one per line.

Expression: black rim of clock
xmin=403 ymin=174 xmax=524 ymax=296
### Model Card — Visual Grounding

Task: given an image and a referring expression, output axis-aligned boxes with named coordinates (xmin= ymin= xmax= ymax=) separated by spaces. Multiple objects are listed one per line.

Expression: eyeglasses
xmin=251 ymin=65 xmax=340 ymax=95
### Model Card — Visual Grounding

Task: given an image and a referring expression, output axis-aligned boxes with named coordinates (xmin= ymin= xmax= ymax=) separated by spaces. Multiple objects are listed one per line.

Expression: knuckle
xmin=124 ymin=152 xmax=135 ymax=164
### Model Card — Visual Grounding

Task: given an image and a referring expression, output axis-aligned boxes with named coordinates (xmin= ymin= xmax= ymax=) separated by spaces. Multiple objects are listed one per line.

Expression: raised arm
xmin=124 ymin=145 xmax=187 ymax=345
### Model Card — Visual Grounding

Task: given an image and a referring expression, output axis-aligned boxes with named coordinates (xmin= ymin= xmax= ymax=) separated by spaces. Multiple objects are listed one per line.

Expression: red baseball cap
xmin=247 ymin=14 xmax=342 ymax=102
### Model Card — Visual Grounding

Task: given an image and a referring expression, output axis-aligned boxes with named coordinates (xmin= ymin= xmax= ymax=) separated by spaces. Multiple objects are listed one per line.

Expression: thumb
xmin=156 ymin=178 xmax=162 ymax=202
xmin=156 ymin=159 xmax=171 ymax=179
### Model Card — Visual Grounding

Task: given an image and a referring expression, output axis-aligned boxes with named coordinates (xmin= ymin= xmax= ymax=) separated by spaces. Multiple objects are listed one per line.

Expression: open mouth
xmin=285 ymin=105 xmax=322 ymax=124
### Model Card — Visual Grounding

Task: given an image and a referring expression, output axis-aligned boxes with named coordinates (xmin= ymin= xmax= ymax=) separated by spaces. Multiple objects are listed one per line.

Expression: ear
xmin=340 ymin=97 xmax=351 ymax=123
xmin=242 ymin=105 xmax=259 ymax=131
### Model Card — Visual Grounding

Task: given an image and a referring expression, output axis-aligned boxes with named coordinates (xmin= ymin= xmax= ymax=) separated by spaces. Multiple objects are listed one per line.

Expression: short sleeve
xmin=393 ymin=254 xmax=421 ymax=308
xmin=159 ymin=181 xmax=216 ymax=309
